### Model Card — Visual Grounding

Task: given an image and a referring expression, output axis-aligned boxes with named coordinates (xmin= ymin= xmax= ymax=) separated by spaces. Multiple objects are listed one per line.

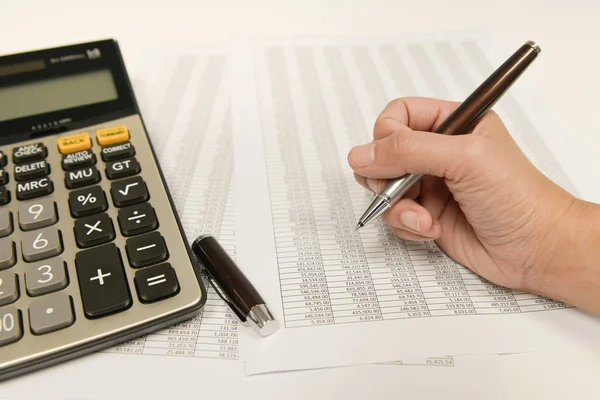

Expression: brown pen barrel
xmin=436 ymin=42 xmax=540 ymax=136
xmin=192 ymin=235 xmax=264 ymax=321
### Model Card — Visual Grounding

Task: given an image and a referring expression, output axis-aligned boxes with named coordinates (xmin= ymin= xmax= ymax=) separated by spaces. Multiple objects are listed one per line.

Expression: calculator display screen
xmin=0 ymin=69 xmax=118 ymax=122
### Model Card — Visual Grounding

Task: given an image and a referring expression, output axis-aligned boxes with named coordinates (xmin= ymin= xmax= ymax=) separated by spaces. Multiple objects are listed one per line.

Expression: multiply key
xmin=12 ymin=143 xmax=47 ymax=164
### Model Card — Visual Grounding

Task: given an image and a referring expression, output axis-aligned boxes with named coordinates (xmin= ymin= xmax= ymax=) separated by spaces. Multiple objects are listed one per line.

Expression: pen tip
xmin=354 ymin=222 xmax=364 ymax=232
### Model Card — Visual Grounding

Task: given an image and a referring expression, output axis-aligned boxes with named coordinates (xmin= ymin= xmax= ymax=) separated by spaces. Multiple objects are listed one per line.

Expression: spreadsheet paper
xmin=231 ymin=34 xmax=600 ymax=374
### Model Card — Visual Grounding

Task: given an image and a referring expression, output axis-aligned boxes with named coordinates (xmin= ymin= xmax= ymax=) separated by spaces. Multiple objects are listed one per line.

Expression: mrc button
xmin=101 ymin=142 xmax=135 ymax=162
xmin=12 ymin=143 xmax=47 ymax=164
xmin=14 ymin=160 xmax=50 ymax=181
xmin=62 ymin=150 xmax=97 ymax=171
xmin=16 ymin=177 xmax=53 ymax=200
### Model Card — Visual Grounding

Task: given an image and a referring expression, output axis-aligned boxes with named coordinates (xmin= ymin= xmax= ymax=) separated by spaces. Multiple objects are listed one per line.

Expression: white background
xmin=1 ymin=1 xmax=600 ymax=398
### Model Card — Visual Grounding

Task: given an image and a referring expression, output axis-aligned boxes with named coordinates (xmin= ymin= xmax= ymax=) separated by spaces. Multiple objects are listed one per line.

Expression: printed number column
xmin=266 ymin=48 xmax=333 ymax=327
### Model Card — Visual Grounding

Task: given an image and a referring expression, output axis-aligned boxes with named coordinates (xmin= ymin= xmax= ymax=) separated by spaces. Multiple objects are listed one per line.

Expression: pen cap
xmin=192 ymin=235 xmax=278 ymax=336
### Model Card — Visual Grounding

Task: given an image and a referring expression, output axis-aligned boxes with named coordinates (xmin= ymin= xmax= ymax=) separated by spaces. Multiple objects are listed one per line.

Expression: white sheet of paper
xmin=231 ymin=33 xmax=600 ymax=374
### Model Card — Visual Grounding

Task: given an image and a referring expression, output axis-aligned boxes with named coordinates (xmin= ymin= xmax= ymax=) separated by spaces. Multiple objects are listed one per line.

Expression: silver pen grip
xmin=381 ymin=173 xmax=423 ymax=205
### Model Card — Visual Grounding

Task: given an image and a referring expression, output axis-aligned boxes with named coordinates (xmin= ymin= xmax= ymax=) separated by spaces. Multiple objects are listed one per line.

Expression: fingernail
xmin=349 ymin=143 xmax=375 ymax=167
xmin=366 ymin=178 xmax=380 ymax=192
xmin=400 ymin=211 xmax=421 ymax=232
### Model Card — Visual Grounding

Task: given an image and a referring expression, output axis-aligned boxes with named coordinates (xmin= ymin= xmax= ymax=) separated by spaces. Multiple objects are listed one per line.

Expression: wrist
xmin=530 ymin=198 xmax=600 ymax=312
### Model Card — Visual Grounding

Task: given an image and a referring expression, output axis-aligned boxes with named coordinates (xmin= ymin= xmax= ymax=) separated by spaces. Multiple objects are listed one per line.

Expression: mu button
xmin=65 ymin=166 xmax=101 ymax=189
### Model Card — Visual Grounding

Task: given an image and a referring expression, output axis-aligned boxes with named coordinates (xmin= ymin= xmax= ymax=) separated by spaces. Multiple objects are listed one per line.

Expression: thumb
xmin=347 ymin=130 xmax=472 ymax=180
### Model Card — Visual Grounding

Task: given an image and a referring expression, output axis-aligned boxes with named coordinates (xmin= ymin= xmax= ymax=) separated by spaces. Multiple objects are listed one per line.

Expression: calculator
xmin=0 ymin=40 xmax=207 ymax=380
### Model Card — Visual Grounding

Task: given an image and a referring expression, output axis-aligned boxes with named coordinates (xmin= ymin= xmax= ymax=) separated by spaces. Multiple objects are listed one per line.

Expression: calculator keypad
xmin=0 ymin=116 xmax=201 ymax=379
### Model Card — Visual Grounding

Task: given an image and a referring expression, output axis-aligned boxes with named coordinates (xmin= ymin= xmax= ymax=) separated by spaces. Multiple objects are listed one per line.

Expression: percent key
xmin=69 ymin=186 xmax=108 ymax=217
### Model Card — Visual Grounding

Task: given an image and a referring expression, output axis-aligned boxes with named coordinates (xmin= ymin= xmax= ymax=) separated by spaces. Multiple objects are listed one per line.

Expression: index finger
xmin=373 ymin=97 xmax=461 ymax=140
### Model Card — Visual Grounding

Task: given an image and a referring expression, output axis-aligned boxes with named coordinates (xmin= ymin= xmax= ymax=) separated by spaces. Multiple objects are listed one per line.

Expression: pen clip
xmin=202 ymin=271 xmax=248 ymax=323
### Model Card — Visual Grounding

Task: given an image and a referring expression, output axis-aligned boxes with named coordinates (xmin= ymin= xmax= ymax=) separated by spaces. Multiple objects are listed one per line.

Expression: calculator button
xmin=64 ymin=166 xmax=101 ymax=189
xmin=21 ymin=227 xmax=63 ymax=262
xmin=125 ymin=232 xmax=168 ymax=268
xmin=96 ymin=125 xmax=130 ymax=146
xmin=0 ymin=240 xmax=16 ymax=270
xmin=14 ymin=160 xmax=49 ymax=182
xmin=110 ymin=176 xmax=149 ymax=207
xmin=74 ymin=213 xmax=115 ymax=248
xmin=0 ymin=169 xmax=8 ymax=185
xmin=57 ymin=132 xmax=92 ymax=154
xmin=12 ymin=143 xmax=47 ymax=164
xmin=0 ymin=210 xmax=13 ymax=237
xmin=62 ymin=150 xmax=96 ymax=171
xmin=118 ymin=203 xmax=158 ymax=236
xmin=19 ymin=199 xmax=58 ymax=231
xmin=105 ymin=157 xmax=140 ymax=180
xmin=16 ymin=177 xmax=53 ymax=200
xmin=69 ymin=186 xmax=107 ymax=218
xmin=135 ymin=263 xmax=179 ymax=303
xmin=25 ymin=258 xmax=68 ymax=297
xmin=75 ymin=243 xmax=131 ymax=318
xmin=101 ymin=142 xmax=135 ymax=161
xmin=0 ymin=271 xmax=19 ymax=306
xmin=29 ymin=293 xmax=74 ymax=335
xmin=0 ymin=150 xmax=7 ymax=167
xmin=0 ymin=187 xmax=10 ymax=205
xmin=0 ymin=307 xmax=22 ymax=346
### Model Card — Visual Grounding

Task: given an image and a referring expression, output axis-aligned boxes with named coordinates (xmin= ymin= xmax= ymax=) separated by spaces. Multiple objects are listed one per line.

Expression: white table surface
xmin=1 ymin=1 xmax=600 ymax=398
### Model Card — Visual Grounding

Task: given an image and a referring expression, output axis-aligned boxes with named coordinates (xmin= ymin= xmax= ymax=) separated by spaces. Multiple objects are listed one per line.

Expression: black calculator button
xmin=125 ymin=232 xmax=168 ymax=268
xmin=0 ymin=271 xmax=19 ymax=307
xmin=118 ymin=203 xmax=158 ymax=236
xmin=0 ymin=307 xmax=23 ymax=346
xmin=110 ymin=176 xmax=148 ymax=207
xmin=75 ymin=243 xmax=131 ymax=318
xmin=135 ymin=263 xmax=179 ymax=303
xmin=29 ymin=293 xmax=74 ymax=335
xmin=62 ymin=150 xmax=96 ymax=171
xmin=0 ymin=187 xmax=9 ymax=206
xmin=0 ymin=150 xmax=7 ymax=168
xmin=74 ymin=213 xmax=115 ymax=248
xmin=69 ymin=186 xmax=108 ymax=218
xmin=0 ymin=169 xmax=8 ymax=185
xmin=101 ymin=142 xmax=135 ymax=162
xmin=14 ymin=160 xmax=49 ymax=182
xmin=105 ymin=157 xmax=140 ymax=180
xmin=16 ymin=177 xmax=53 ymax=200
xmin=12 ymin=143 xmax=47 ymax=164
xmin=64 ymin=166 xmax=101 ymax=189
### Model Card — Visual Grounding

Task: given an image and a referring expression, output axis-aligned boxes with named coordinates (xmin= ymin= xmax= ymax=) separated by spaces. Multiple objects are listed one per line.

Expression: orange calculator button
xmin=96 ymin=125 xmax=130 ymax=146
xmin=57 ymin=132 xmax=92 ymax=154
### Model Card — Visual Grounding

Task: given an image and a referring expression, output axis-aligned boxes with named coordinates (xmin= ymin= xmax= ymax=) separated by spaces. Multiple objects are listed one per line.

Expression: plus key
xmin=75 ymin=243 xmax=131 ymax=318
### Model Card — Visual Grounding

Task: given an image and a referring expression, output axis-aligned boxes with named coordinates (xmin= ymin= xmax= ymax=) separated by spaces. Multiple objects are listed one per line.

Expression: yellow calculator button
xmin=57 ymin=132 xmax=92 ymax=154
xmin=96 ymin=125 xmax=130 ymax=146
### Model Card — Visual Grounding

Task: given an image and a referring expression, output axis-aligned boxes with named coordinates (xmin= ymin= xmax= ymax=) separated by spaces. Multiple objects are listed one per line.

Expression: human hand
xmin=347 ymin=97 xmax=579 ymax=294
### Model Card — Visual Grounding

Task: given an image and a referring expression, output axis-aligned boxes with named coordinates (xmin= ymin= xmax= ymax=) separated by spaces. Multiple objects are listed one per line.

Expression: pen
xmin=355 ymin=40 xmax=542 ymax=230
xmin=191 ymin=234 xmax=279 ymax=336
